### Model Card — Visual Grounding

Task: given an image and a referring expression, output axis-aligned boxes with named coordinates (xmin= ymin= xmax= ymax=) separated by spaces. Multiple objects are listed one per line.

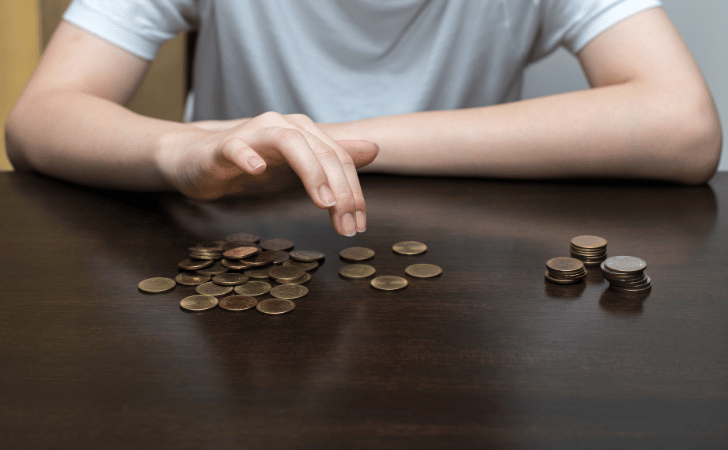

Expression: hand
xmin=156 ymin=112 xmax=379 ymax=236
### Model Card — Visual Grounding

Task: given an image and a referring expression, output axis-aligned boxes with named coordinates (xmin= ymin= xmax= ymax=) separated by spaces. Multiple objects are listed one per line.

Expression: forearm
xmin=327 ymin=80 xmax=721 ymax=184
xmin=5 ymin=90 xmax=201 ymax=190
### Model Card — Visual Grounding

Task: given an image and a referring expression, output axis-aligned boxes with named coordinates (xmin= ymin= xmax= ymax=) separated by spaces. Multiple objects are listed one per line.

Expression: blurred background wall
xmin=2 ymin=0 xmax=726 ymax=172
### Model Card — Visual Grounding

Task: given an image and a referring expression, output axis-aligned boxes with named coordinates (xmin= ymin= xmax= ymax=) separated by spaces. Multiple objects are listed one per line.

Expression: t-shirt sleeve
xmin=532 ymin=0 xmax=662 ymax=61
xmin=63 ymin=0 xmax=199 ymax=60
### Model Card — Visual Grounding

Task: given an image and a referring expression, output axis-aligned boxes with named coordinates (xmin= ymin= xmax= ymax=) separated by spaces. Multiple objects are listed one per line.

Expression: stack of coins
xmin=601 ymin=256 xmax=652 ymax=294
xmin=544 ymin=257 xmax=587 ymax=284
xmin=570 ymin=235 xmax=608 ymax=266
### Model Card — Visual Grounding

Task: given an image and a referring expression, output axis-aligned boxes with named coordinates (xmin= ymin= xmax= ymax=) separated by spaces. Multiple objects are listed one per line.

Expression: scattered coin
xmin=392 ymin=241 xmax=427 ymax=256
xmin=244 ymin=267 xmax=271 ymax=279
xmin=178 ymin=258 xmax=214 ymax=271
xmin=195 ymin=282 xmax=233 ymax=296
xmin=405 ymin=264 xmax=442 ymax=279
xmin=219 ymin=295 xmax=258 ymax=311
xmin=339 ymin=264 xmax=376 ymax=280
xmin=138 ymin=277 xmax=177 ymax=293
xmin=276 ymin=272 xmax=311 ymax=285
xmin=222 ymin=246 xmax=260 ymax=259
xmin=339 ymin=246 xmax=375 ymax=262
xmin=289 ymin=250 xmax=325 ymax=262
xmin=269 ymin=265 xmax=306 ymax=282
xmin=256 ymin=298 xmax=296 ymax=315
xmin=283 ymin=259 xmax=319 ymax=272
xmin=226 ymin=233 xmax=260 ymax=243
xmin=212 ymin=273 xmax=249 ymax=286
xmin=180 ymin=295 xmax=218 ymax=312
xmin=371 ymin=275 xmax=408 ymax=291
xmin=221 ymin=258 xmax=249 ymax=270
xmin=240 ymin=252 xmax=275 ymax=267
xmin=175 ymin=273 xmax=211 ymax=286
xmin=234 ymin=281 xmax=271 ymax=296
xmin=270 ymin=284 xmax=308 ymax=300
xmin=260 ymin=238 xmax=295 ymax=252
xmin=196 ymin=261 xmax=229 ymax=277
xmin=269 ymin=250 xmax=290 ymax=264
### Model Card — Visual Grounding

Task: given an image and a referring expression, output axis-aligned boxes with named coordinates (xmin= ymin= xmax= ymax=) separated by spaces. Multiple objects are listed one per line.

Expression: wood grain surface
xmin=1 ymin=172 xmax=726 ymax=449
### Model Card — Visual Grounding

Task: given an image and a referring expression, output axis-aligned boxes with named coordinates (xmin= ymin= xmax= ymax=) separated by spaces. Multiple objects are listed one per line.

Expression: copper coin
xmin=187 ymin=252 xmax=222 ymax=261
xmin=339 ymin=264 xmax=376 ymax=280
xmin=269 ymin=250 xmax=290 ymax=264
xmin=138 ymin=277 xmax=176 ymax=293
xmin=180 ymin=295 xmax=218 ymax=312
xmin=371 ymin=276 xmax=408 ymax=291
xmin=226 ymin=233 xmax=260 ymax=243
xmin=241 ymin=252 xmax=275 ymax=267
xmin=189 ymin=245 xmax=224 ymax=253
xmin=270 ymin=284 xmax=308 ymax=300
xmin=282 ymin=259 xmax=319 ymax=272
xmin=570 ymin=235 xmax=607 ymax=249
xmin=222 ymin=246 xmax=260 ymax=259
xmin=234 ymin=281 xmax=272 ymax=296
xmin=219 ymin=295 xmax=258 ymax=311
xmin=244 ymin=267 xmax=271 ymax=279
xmin=277 ymin=272 xmax=311 ymax=285
xmin=212 ymin=273 xmax=249 ymax=286
xmin=405 ymin=264 xmax=442 ymax=279
xmin=546 ymin=257 xmax=585 ymax=274
xmin=178 ymin=258 xmax=214 ymax=271
xmin=392 ymin=241 xmax=427 ymax=256
xmin=339 ymin=246 xmax=375 ymax=262
xmin=603 ymin=256 xmax=647 ymax=274
xmin=223 ymin=241 xmax=261 ymax=251
xmin=196 ymin=261 xmax=228 ymax=277
xmin=221 ymin=258 xmax=249 ymax=270
xmin=175 ymin=272 xmax=211 ymax=286
xmin=195 ymin=282 xmax=233 ymax=296
xmin=544 ymin=271 xmax=584 ymax=285
xmin=256 ymin=298 xmax=296 ymax=315
xmin=289 ymin=250 xmax=325 ymax=262
xmin=260 ymin=238 xmax=295 ymax=252
xmin=269 ymin=265 xmax=306 ymax=282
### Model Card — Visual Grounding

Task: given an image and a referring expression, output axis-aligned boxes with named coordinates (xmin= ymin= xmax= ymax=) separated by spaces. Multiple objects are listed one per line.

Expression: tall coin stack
xmin=600 ymin=256 xmax=652 ymax=294
xmin=570 ymin=235 xmax=608 ymax=266
xmin=545 ymin=257 xmax=587 ymax=284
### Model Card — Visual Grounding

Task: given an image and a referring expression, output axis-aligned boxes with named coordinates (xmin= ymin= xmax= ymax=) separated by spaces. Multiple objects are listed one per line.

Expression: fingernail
xmin=355 ymin=210 xmax=366 ymax=232
xmin=341 ymin=213 xmax=356 ymax=237
xmin=318 ymin=185 xmax=336 ymax=207
xmin=247 ymin=156 xmax=265 ymax=171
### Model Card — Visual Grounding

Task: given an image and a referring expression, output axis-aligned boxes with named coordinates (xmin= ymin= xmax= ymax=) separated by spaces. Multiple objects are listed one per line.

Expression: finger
xmin=219 ymin=137 xmax=267 ymax=175
xmin=336 ymin=140 xmax=379 ymax=169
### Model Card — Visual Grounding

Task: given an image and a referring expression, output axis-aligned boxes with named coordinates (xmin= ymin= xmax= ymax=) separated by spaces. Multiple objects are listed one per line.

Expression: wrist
xmin=153 ymin=125 xmax=212 ymax=189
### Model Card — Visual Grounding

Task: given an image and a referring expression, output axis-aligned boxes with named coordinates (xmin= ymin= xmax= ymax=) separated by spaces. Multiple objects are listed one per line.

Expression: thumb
xmin=336 ymin=140 xmax=379 ymax=169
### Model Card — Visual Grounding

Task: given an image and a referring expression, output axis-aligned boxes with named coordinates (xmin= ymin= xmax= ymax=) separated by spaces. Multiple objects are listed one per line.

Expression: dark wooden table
xmin=1 ymin=172 xmax=727 ymax=449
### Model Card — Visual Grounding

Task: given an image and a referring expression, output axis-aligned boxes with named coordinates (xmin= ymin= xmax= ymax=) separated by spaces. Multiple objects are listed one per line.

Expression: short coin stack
xmin=601 ymin=256 xmax=652 ymax=295
xmin=570 ymin=235 xmax=608 ymax=266
xmin=544 ymin=257 xmax=587 ymax=284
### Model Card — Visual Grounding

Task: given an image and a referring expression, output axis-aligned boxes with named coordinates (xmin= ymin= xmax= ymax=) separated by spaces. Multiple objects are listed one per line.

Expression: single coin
xmin=283 ymin=259 xmax=319 ymax=272
xmin=244 ymin=267 xmax=271 ymax=279
xmin=544 ymin=270 xmax=584 ymax=285
xmin=178 ymin=258 xmax=214 ymax=271
xmin=189 ymin=245 xmax=224 ymax=253
xmin=339 ymin=264 xmax=376 ymax=280
xmin=180 ymin=295 xmax=218 ymax=311
xmin=260 ymin=238 xmax=295 ymax=252
xmin=138 ymin=277 xmax=176 ymax=293
xmin=175 ymin=272 xmax=211 ymax=286
xmin=222 ymin=246 xmax=260 ymax=259
xmin=188 ymin=252 xmax=222 ymax=261
xmin=256 ymin=298 xmax=296 ymax=315
xmin=339 ymin=246 xmax=375 ymax=262
xmin=604 ymin=256 xmax=647 ymax=274
xmin=405 ymin=264 xmax=442 ymax=279
xmin=289 ymin=250 xmax=325 ymax=262
xmin=212 ymin=273 xmax=249 ymax=286
xmin=269 ymin=265 xmax=306 ymax=282
xmin=240 ymin=252 xmax=275 ymax=267
xmin=277 ymin=272 xmax=311 ymax=285
xmin=196 ymin=261 xmax=228 ymax=277
xmin=219 ymin=295 xmax=258 ymax=311
xmin=392 ymin=241 xmax=427 ymax=256
xmin=570 ymin=235 xmax=608 ymax=249
xmin=546 ymin=257 xmax=585 ymax=274
xmin=270 ymin=284 xmax=308 ymax=300
xmin=371 ymin=275 xmax=408 ymax=291
xmin=221 ymin=258 xmax=249 ymax=270
xmin=226 ymin=233 xmax=260 ymax=243
xmin=234 ymin=281 xmax=271 ymax=296
xmin=223 ymin=241 xmax=261 ymax=252
xmin=269 ymin=250 xmax=290 ymax=264
xmin=195 ymin=282 xmax=233 ymax=296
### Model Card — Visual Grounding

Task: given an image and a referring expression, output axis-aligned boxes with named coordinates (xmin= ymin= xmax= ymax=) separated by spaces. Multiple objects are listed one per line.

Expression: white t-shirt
xmin=64 ymin=0 xmax=661 ymax=122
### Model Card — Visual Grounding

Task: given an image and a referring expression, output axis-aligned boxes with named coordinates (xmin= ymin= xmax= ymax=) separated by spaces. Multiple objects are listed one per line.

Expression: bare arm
xmin=321 ymin=8 xmax=721 ymax=184
xmin=5 ymin=22 xmax=377 ymax=236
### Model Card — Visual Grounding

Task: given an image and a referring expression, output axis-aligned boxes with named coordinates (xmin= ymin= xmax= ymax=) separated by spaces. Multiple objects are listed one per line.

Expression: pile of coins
xmin=139 ymin=233 xmax=324 ymax=315
xmin=339 ymin=241 xmax=442 ymax=291
xmin=544 ymin=257 xmax=587 ymax=284
xmin=570 ymin=235 xmax=608 ymax=266
xmin=601 ymin=256 xmax=652 ymax=295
